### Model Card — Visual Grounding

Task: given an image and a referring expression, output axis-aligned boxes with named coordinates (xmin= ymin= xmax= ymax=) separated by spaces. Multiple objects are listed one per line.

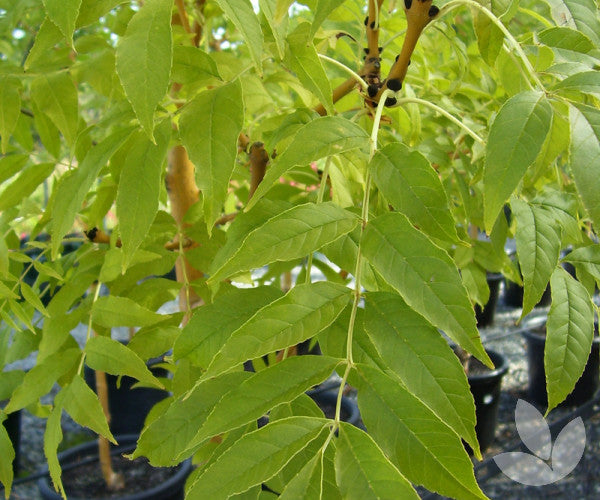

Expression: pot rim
xmin=37 ymin=434 xmax=191 ymax=500
xmin=521 ymin=316 xmax=600 ymax=344
xmin=467 ymin=349 xmax=509 ymax=381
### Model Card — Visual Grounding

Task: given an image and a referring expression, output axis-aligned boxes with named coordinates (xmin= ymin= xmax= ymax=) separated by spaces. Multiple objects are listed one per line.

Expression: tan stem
xmin=96 ymin=367 xmax=124 ymax=491
xmin=166 ymin=145 xmax=203 ymax=319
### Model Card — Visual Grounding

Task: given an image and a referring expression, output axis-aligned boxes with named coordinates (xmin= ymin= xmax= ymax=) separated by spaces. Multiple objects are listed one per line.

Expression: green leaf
xmin=311 ymin=0 xmax=341 ymax=36
xmin=483 ymin=91 xmax=553 ymax=231
xmin=5 ymin=348 xmax=80 ymax=413
xmin=77 ymin=0 xmax=128 ymax=28
xmin=247 ymin=116 xmax=369 ymax=210
xmin=275 ymin=0 xmax=294 ymax=20
xmin=117 ymin=119 xmax=171 ymax=270
xmin=0 ymin=162 xmax=54 ymax=212
xmin=545 ymin=267 xmax=594 ymax=412
xmin=259 ymin=0 xmax=287 ymax=60
xmin=278 ymin=453 xmax=324 ymax=500
xmin=473 ymin=1 xmax=504 ymax=65
xmin=85 ymin=336 xmax=163 ymax=389
xmin=91 ymin=296 xmax=165 ymax=328
xmin=335 ymin=422 xmax=419 ymax=500
xmin=209 ymin=202 xmax=359 ymax=283
xmin=569 ymin=104 xmax=600 ymax=229
xmin=0 ymin=154 xmax=27 ymax=184
xmin=171 ymin=46 xmax=221 ymax=85
xmin=185 ymin=356 xmax=340 ymax=453
xmin=363 ymin=292 xmax=480 ymax=456
xmin=0 ymin=417 xmax=14 ymax=499
xmin=562 ymin=245 xmax=600 ymax=283
xmin=24 ymin=17 xmax=63 ymax=71
xmin=554 ymin=71 xmax=600 ymax=98
xmin=116 ymin=0 xmax=173 ymax=140
xmin=44 ymin=396 xmax=65 ymax=499
xmin=511 ymin=198 xmax=562 ymax=318
xmin=174 ymin=286 xmax=283 ymax=367
xmin=133 ymin=372 xmax=250 ymax=466
xmin=21 ymin=282 xmax=50 ymax=317
xmin=204 ymin=281 xmax=350 ymax=378
xmin=51 ymin=128 xmax=133 ymax=258
xmin=30 ymin=72 xmax=79 ymax=147
xmin=60 ymin=375 xmax=116 ymax=443
xmin=179 ymin=80 xmax=244 ymax=231
xmin=371 ymin=143 xmax=459 ymax=243
xmin=285 ymin=23 xmax=333 ymax=114
xmin=356 ymin=365 xmax=486 ymax=500
xmin=362 ymin=213 xmax=491 ymax=367
xmin=43 ymin=0 xmax=82 ymax=45
xmin=32 ymin=99 xmax=61 ymax=159
xmin=0 ymin=76 xmax=21 ymax=154
xmin=185 ymin=417 xmax=327 ymax=499
xmin=544 ymin=0 xmax=600 ymax=45
xmin=538 ymin=26 xmax=594 ymax=53
xmin=214 ymin=0 xmax=264 ymax=74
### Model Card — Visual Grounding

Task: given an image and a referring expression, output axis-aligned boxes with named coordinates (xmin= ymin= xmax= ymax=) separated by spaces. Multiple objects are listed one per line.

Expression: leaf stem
xmin=318 ymin=54 xmax=369 ymax=92
xmin=334 ymin=90 xmax=392 ymax=425
xmin=305 ymin=158 xmax=332 ymax=285
xmin=395 ymin=96 xmax=486 ymax=145
xmin=438 ymin=0 xmax=546 ymax=92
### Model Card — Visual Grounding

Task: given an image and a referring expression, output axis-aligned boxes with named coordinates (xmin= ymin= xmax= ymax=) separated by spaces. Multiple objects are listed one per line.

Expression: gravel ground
xmin=5 ymin=284 xmax=600 ymax=499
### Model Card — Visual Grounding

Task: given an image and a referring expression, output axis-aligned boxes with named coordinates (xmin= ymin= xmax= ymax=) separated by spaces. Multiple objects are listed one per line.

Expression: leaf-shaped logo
xmin=493 ymin=399 xmax=586 ymax=486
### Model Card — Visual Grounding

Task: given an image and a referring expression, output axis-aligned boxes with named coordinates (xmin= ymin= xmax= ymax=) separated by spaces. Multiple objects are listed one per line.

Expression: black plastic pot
xmin=37 ymin=435 xmax=191 ymax=500
xmin=1 ymin=407 xmax=21 ymax=474
xmin=84 ymin=364 xmax=169 ymax=435
xmin=475 ymin=273 xmax=503 ymax=327
xmin=522 ymin=321 xmax=600 ymax=408
xmin=466 ymin=350 xmax=509 ymax=454
xmin=503 ymin=279 xmax=552 ymax=309
xmin=307 ymin=388 xmax=361 ymax=427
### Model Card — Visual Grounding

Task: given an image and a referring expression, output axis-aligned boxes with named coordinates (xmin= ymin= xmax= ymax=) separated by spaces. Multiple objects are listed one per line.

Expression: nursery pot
xmin=1 ymin=406 xmax=21 ymax=474
xmin=37 ymin=435 xmax=191 ymax=500
xmin=307 ymin=388 xmax=361 ymax=427
xmin=465 ymin=350 xmax=509 ymax=454
xmin=522 ymin=320 xmax=600 ymax=407
xmin=84 ymin=363 xmax=168 ymax=435
xmin=475 ymin=273 xmax=503 ymax=327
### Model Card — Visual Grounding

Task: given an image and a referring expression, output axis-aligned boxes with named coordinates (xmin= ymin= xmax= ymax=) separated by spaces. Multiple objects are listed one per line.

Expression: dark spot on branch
xmin=364 ymin=16 xmax=369 ymax=26
xmin=404 ymin=0 xmax=412 ymax=9
xmin=85 ymin=227 xmax=98 ymax=242
xmin=386 ymin=78 xmax=402 ymax=91
xmin=429 ymin=5 xmax=440 ymax=17
xmin=384 ymin=97 xmax=397 ymax=107
xmin=367 ymin=84 xmax=379 ymax=97
xmin=370 ymin=21 xmax=376 ymax=29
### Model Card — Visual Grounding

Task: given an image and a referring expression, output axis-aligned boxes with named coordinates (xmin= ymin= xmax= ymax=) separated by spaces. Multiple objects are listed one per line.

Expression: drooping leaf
xmin=285 ymin=23 xmax=333 ymax=114
xmin=545 ymin=267 xmax=594 ymax=412
xmin=562 ymin=245 xmax=600 ymax=284
xmin=30 ymin=72 xmax=79 ymax=147
xmin=179 ymin=80 xmax=244 ymax=231
xmin=185 ymin=417 xmax=327 ymax=499
xmin=363 ymin=292 xmax=480 ymax=456
xmin=204 ymin=281 xmax=350 ymax=378
xmin=356 ymin=365 xmax=486 ymax=500
xmin=43 ymin=396 xmax=65 ymax=498
xmin=0 ymin=76 xmax=21 ymax=154
xmin=215 ymin=0 xmax=264 ymax=74
xmin=42 ymin=0 xmax=82 ymax=45
xmin=259 ymin=0 xmax=287 ymax=60
xmin=511 ymin=198 xmax=562 ymax=318
xmin=483 ymin=91 xmax=553 ymax=231
xmin=5 ymin=348 xmax=80 ymax=413
xmin=311 ymin=0 xmax=342 ymax=36
xmin=185 ymin=356 xmax=340 ymax=453
xmin=209 ymin=202 xmax=359 ymax=283
xmin=60 ymin=375 xmax=116 ymax=443
xmin=371 ymin=143 xmax=459 ymax=243
xmin=275 ymin=0 xmax=294 ymax=20
xmin=85 ymin=336 xmax=163 ymax=389
xmin=473 ymin=0 xmax=504 ymax=65
xmin=51 ymin=127 xmax=134 ymax=258
xmin=116 ymin=0 xmax=173 ymax=140
xmin=23 ymin=17 xmax=63 ymax=70
xmin=0 ymin=162 xmax=55 ymax=212
xmin=117 ymin=118 xmax=171 ymax=270
xmin=174 ymin=286 xmax=284 ymax=367
xmin=132 ymin=372 xmax=250 ymax=466
xmin=0 ymin=417 xmax=14 ymax=499
xmin=362 ymin=213 xmax=491 ymax=367
xmin=335 ymin=422 xmax=419 ymax=500
xmin=569 ymin=104 xmax=600 ymax=229
xmin=0 ymin=154 xmax=27 ymax=185
xmin=246 ymin=117 xmax=369 ymax=210
xmin=91 ymin=295 xmax=165 ymax=328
